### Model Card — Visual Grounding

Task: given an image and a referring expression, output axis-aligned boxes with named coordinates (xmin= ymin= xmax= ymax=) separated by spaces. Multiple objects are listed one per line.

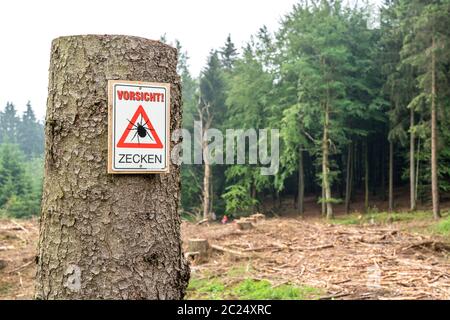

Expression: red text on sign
xmin=117 ymin=90 xmax=165 ymax=103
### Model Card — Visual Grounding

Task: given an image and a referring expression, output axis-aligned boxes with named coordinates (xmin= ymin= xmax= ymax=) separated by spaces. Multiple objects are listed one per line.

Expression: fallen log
xmin=210 ymin=244 xmax=249 ymax=257
xmin=250 ymin=213 xmax=266 ymax=221
xmin=402 ymin=241 xmax=450 ymax=252
xmin=8 ymin=260 xmax=33 ymax=274
xmin=319 ymin=292 xmax=351 ymax=300
xmin=244 ymin=217 xmax=257 ymax=223
xmin=0 ymin=245 xmax=15 ymax=251
xmin=196 ymin=218 xmax=209 ymax=226
xmin=291 ymin=244 xmax=334 ymax=251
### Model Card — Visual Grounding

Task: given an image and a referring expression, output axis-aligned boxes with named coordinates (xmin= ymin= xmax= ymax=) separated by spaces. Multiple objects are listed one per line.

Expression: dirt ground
xmin=183 ymin=217 xmax=450 ymax=299
xmin=1 ymin=215 xmax=449 ymax=300
xmin=0 ymin=218 xmax=38 ymax=299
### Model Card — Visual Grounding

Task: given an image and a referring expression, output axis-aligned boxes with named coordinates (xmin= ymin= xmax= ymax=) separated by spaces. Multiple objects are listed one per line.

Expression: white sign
xmin=108 ymin=80 xmax=170 ymax=174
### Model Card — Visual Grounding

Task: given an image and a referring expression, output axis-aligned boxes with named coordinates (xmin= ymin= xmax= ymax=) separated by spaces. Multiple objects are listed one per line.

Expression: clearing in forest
xmin=0 ymin=214 xmax=449 ymax=299
xmin=182 ymin=215 xmax=450 ymax=300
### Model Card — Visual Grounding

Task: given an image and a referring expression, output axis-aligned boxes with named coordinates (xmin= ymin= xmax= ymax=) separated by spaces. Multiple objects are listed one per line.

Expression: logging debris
xmin=182 ymin=217 xmax=450 ymax=300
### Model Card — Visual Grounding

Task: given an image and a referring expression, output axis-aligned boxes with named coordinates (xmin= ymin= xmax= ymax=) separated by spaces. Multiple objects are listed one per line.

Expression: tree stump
xmin=187 ymin=239 xmax=210 ymax=262
xmin=251 ymin=213 xmax=265 ymax=221
xmin=35 ymin=35 xmax=189 ymax=300
xmin=236 ymin=220 xmax=254 ymax=230
xmin=245 ymin=217 xmax=257 ymax=223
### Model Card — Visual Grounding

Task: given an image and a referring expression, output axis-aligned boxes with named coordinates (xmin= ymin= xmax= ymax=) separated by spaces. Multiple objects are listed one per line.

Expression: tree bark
xmin=380 ymin=139 xmax=386 ymax=201
xmin=199 ymin=101 xmax=213 ymax=220
xmin=410 ymin=108 xmax=416 ymax=211
xmin=323 ymin=103 xmax=333 ymax=219
xmin=344 ymin=142 xmax=352 ymax=214
xmin=388 ymin=140 xmax=394 ymax=212
xmin=364 ymin=141 xmax=369 ymax=213
xmin=35 ymin=35 xmax=189 ymax=299
xmin=415 ymin=138 xmax=421 ymax=204
xmin=297 ymin=146 xmax=305 ymax=215
xmin=430 ymin=35 xmax=440 ymax=219
xmin=203 ymin=151 xmax=211 ymax=220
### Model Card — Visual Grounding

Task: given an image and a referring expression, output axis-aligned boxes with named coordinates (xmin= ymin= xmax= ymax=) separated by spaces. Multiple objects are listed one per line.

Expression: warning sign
xmin=108 ymin=80 xmax=170 ymax=174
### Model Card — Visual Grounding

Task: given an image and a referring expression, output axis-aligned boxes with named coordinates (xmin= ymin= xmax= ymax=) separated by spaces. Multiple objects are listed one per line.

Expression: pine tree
xmin=223 ymin=44 xmax=273 ymax=215
xmin=0 ymin=102 xmax=19 ymax=144
xmin=18 ymin=101 xmax=44 ymax=157
xmin=219 ymin=34 xmax=238 ymax=71
xmin=0 ymin=144 xmax=31 ymax=209
xmin=175 ymin=40 xmax=203 ymax=214
xmin=198 ymin=50 xmax=227 ymax=219
xmin=400 ymin=0 xmax=450 ymax=219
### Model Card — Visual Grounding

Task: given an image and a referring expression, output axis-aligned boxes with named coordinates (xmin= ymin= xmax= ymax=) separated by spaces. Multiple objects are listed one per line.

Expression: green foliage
xmin=330 ymin=210 xmax=434 ymax=225
xmin=434 ymin=215 xmax=450 ymax=236
xmin=222 ymin=184 xmax=257 ymax=216
xmin=219 ymin=34 xmax=238 ymax=71
xmin=180 ymin=164 xmax=202 ymax=214
xmin=233 ymin=279 xmax=321 ymax=300
xmin=0 ymin=102 xmax=44 ymax=158
xmin=187 ymin=278 xmax=226 ymax=300
xmin=0 ymin=144 xmax=42 ymax=218
xmin=186 ymin=277 xmax=322 ymax=300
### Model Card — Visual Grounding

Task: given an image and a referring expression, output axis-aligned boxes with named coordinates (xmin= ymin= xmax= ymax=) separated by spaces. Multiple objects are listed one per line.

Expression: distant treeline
xmin=0 ymin=102 xmax=44 ymax=218
xmin=174 ymin=0 xmax=450 ymax=219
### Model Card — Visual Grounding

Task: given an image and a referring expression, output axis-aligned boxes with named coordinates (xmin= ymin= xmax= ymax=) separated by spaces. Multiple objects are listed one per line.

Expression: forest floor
xmin=0 ymin=210 xmax=449 ymax=300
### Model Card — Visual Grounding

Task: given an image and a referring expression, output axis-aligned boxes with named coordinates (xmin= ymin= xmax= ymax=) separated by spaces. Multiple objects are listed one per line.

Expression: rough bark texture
xmin=35 ymin=35 xmax=189 ymax=299
xmin=430 ymin=36 xmax=440 ymax=219
xmin=344 ymin=143 xmax=352 ymax=214
xmin=200 ymin=105 xmax=212 ymax=220
xmin=297 ymin=146 xmax=304 ymax=215
xmin=187 ymin=239 xmax=210 ymax=262
xmin=203 ymin=160 xmax=211 ymax=220
xmin=410 ymin=108 xmax=416 ymax=211
xmin=364 ymin=141 xmax=369 ymax=213
xmin=389 ymin=140 xmax=394 ymax=212
xmin=236 ymin=221 xmax=254 ymax=230
xmin=323 ymin=104 xmax=333 ymax=219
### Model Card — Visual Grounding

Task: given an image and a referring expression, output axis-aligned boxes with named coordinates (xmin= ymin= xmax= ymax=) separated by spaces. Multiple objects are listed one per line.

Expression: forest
xmin=0 ymin=102 xmax=43 ymax=218
xmin=1 ymin=0 xmax=450 ymax=222
xmin=174 ymin=0 xmax=450 ymax=221
xmin=1 ymin=0 xmax=450 ymax=301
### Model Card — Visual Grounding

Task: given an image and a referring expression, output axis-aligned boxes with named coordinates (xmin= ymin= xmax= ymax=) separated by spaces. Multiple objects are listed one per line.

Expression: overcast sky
xmin=0 ymin=0 xmax=381 ymax=120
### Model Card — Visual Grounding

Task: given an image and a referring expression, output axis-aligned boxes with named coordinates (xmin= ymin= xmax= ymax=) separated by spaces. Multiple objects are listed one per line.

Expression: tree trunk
xmin=388 ymin=140 xmax=394 ymax=212
xmin=430 ymin=35 xmax=440 ymax=219
xmin=380 ymin=139 xmax=386 ymax=201
xmin=321 ymin=186 xmax=326 ymax=216
xmin=203 ymin=159 xmax=211 ymax=220
xmin=210 ymin=168 xmax=214 ymax=217
xmin=323 ymin=104 xmax=333 ymax=219
xmin=297 ymin=146 xmax=305 ymax=215
xmin=415 ymin=138 xmax=421 ymax=204
xmin=364 ymin=141 xmax=369 ymax=213
xmin=410 ymin=108 xmax=416 ymax=211
xmin=35 ymin=35 xmax=189 ymax=299
xmin=344 ymin=142 xmax=353 ymax=214
xmin=251 ymin=183 xmax=257 ymax=213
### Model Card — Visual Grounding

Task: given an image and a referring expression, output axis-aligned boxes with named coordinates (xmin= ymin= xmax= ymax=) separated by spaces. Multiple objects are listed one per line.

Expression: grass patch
xmin=0 ymin=282 xmax=12 ymax=295
xmin=187 ymin=278 xmax=226 ymax=300
xmin=186 ymin=277 xmax=322 ymax=300
xmin=330 ymin=210 xmax=434 ymax=225
xmin=434 ymin=215 xmax=450 ymax=237
xmin=233 ymin=279 xmax=321 ymax=300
